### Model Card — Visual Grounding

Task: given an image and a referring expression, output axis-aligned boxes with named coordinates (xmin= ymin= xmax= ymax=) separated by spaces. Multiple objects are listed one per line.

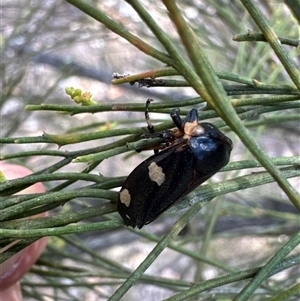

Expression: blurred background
xmin=1 ymin=0 xmax=299 ymax=300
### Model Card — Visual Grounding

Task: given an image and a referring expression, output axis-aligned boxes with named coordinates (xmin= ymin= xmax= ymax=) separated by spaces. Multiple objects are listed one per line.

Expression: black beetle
xmin=118 ymin=101 xmax=233 ymax=228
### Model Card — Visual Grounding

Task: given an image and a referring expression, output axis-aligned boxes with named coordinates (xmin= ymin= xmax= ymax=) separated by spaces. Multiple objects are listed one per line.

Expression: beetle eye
xmin=184 ymin=121 xmax=205 ymax=137
xmin=191 ymin=125 xmax=205 ymax=136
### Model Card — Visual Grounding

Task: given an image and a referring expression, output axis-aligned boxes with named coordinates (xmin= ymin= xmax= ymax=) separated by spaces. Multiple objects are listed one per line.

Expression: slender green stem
xmin=265 ymin=282 xmax=300 ymax=301
xmin=233 ymin=32 xmax=300 ymax=47
xmin=231 ymin=95 xmax=300 ymax=107
xmin=125 ymin=0 xmax=212 ymax=102
xmin=195 ymin=197 xmax=223 ymax=281
xmin=0 ymin=173 xmax=104 ymax=192
xmin=171 ymin=166 xmax=299 ymax=213
xmin=162 ymin=254 xmax=300 ymax=301
xmin=112 ymin=66 xmax=299 ymax=91
xmin=0 ymin=203 xmax=116 ymax=231
xmin=111 ymin=66 xmax=179 ymax=84
xmin=0 ymin=219 xmax=123 ymax=239
xmin=65 ymin=0 xmax=172 ymax=65
xmin=223 ymin=157 xmax=300 ymax=171
xmin=232 ymin=232 xmax=300 ymax=301
xmin=162 ymin=0 xmax=300 ymax=210
xmin=240 ymin=0 xmax=300 ymax=89
xmin=125 ymin=226 xmax=237 ymax=273
xmin=0 ymin=189 xmax=117 ymax=221
xmin=284 ymin=0 xmax=300 ymax=22
xmin=73 ymin=137 xmax=163 ymax=163
xmin=108 ymin=197 xmax=209 ymax=301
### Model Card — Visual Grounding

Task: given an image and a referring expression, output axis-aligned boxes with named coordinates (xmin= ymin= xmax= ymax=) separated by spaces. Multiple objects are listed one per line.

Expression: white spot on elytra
xmin=120 ymin=189 xmax=131 ymax=207
xmin=148 ymin=162 xmax=165 ymax=186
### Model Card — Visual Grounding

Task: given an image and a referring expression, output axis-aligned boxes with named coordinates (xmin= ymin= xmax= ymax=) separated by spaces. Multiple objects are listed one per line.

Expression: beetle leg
xmin=141 ymin=100 xmax=177 ymax=154
xmin=145 ymin=98 xmax=159 ymax=154
xmin=141 ymin=129 xmax=173 ymax=140
xmin=145 ymin=98 xmax=155 ymax=133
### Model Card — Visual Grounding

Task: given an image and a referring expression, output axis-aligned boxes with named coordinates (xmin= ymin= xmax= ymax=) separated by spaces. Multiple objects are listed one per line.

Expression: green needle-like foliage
xmin=1 ymin=1 xmax=299 ymax=300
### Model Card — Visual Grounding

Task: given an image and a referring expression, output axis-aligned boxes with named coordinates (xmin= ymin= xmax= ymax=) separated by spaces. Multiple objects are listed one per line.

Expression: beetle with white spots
xmin=117 ymin=100 xmax=233 ymax=229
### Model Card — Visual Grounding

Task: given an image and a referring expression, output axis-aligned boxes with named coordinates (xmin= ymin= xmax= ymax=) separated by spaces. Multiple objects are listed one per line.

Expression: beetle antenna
xmin=145 ymin=98 xmax=155 ymax=133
